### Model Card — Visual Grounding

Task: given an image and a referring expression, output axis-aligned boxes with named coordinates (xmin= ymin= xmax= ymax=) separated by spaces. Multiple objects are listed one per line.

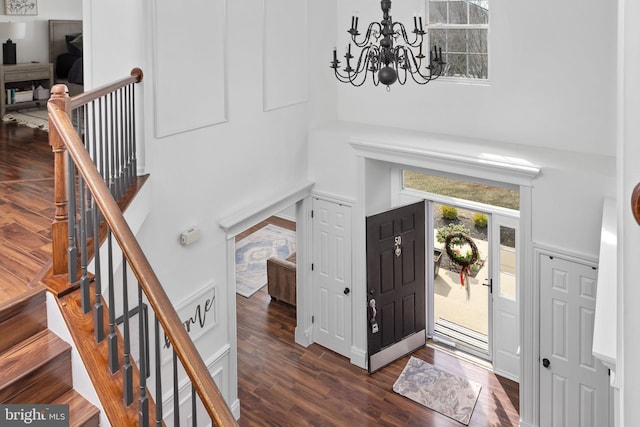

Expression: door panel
xmin=367 ymin=201 xmax=426 ymax=373
xmin=312 ymin=198 xmax=352 ymax=357
xmin=540 ymin=255 xmax=609 ymax=427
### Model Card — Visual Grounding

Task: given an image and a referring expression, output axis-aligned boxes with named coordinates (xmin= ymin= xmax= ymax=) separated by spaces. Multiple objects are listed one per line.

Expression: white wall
xmin=0 ymin=0 xmax=82 ymax=64
xmin=620 ymin=0 xmax=640 ymax=425
xmin=83 ymin=0 xmax=325 ymax=416
xmin=332 ymin=0 xmax=617 ymax=157
xmin=309 ymin=122 xmax=615 ymax=257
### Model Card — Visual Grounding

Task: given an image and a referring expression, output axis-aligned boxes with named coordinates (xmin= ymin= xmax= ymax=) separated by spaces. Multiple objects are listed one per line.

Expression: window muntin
xmin=428 ymin=0 xmax=489 ymax=80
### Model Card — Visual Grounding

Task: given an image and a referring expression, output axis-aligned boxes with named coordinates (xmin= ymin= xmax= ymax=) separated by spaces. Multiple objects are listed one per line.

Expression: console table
xmin=0 ymin=63 xmax=54 ymax=117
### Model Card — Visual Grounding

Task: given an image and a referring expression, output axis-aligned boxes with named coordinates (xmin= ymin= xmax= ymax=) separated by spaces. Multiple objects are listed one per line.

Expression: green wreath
xmin=444 ymin=232 xmax=479 ymax=267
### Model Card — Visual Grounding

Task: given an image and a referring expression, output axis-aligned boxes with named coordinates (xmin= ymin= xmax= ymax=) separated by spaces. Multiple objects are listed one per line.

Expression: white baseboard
xmin=295 ymin=325 xmax=313 ymax=347
xmin=350 ymin=346 xmax=367 ymax=369
xmin=230 ymin=398 xmax=241 ymax=420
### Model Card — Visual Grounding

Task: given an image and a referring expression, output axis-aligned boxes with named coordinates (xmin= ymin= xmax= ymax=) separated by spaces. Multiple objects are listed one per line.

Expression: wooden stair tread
xmin=52 ymin=389 xmax=100 ymax=427
xmin=0 ymin=329 xmax=72 ymax=403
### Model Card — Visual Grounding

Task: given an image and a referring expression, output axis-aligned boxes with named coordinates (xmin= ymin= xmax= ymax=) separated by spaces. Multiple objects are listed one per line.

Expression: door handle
xmin=369 ymin=299 xmax=379 ymax=333
xmin=344 ymin=287 xmax=350 ymax=295
xmin=482 ymin=279 xmax=493 ymax=293
xmin=542 ymin=358 xmax=550 ymax=368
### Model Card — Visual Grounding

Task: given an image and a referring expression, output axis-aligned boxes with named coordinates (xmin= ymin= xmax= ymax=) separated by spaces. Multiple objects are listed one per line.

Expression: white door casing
xmin=312 ymin=198 xmax=352 ymax=357
xmin=539 ymin=254 xmax=609 ymax=427
xmin=491 ymin=215 xmax=520 ymax=381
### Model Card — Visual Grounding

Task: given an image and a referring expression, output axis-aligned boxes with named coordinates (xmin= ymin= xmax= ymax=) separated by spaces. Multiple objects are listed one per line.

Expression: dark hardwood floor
xmin=236 ymin=218 xmax=520 ymax=427
xmin=0 ymin=121 xmax=53 ymax=306
xmin=0 ymin=121 xmax=520 ymax=426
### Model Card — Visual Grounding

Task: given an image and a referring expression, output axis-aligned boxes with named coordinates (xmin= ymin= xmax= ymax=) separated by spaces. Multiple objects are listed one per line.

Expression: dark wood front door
xmin=366 ymin=201 xmax=426 ymax=373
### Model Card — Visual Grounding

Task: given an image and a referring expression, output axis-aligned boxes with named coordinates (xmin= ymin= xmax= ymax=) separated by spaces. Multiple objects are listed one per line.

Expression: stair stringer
xmin=46 ymin=291 xmax=109 ymax=427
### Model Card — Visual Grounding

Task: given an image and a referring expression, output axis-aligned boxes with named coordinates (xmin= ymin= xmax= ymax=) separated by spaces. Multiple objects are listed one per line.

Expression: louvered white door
xmin=312 ymin=198 xmax=352 ymax=357
xmin=539 ymin=255 xmax=609 ymax=427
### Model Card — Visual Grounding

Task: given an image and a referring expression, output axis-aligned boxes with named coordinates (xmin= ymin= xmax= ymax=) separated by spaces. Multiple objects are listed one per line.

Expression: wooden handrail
xmin=48 ymin=94 xmax=238 ymax=426
xmin=68 ymin=68 xmax=143 ymax=110
xmin=632 ymin=182 xmax=640 ymax=225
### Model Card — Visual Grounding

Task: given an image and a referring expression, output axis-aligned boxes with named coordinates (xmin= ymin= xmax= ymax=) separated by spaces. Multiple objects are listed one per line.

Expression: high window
xmin=428 ymin=0 xmax=489 ymax=80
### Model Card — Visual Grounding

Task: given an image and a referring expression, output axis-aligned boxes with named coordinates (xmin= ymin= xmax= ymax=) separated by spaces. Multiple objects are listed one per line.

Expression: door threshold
xmin=434 ymin=318 xmax=489 ymax=353
xmin=426 ymin=339 xmax=494 ymax=372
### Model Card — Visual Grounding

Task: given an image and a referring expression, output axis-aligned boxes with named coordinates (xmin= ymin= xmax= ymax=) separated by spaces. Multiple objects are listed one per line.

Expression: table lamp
xmin=0 ymin=22 xmax=26 ymax=64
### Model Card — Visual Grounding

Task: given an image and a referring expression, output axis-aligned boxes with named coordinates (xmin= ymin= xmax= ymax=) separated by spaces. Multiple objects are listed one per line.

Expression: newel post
xmin=48 ymin=84 xmax=72 ymax=276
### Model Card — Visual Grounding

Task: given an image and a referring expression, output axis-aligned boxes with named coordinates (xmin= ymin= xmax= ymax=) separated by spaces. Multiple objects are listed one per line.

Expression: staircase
xmin=0 ymin=286 xmax=100 ymax=426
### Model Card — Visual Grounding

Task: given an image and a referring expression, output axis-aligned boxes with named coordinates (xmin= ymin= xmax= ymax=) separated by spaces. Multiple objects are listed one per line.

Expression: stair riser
xmin=0 ymin=302 xmax=47 ymax=354
xmin=0 ymin=291 xmax=47 ymax=353
xmin=0 ymin=351 xmax=72 ymax=403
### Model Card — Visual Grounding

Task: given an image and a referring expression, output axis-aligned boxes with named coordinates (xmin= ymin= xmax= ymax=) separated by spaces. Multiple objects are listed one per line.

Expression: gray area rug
xmin=2 ymin=108 xmax=49 ymax=131
xmin=235 ymin=224 xmax=295 ymax=298
xmin=393 ymin=356 xmax=482 ymax=425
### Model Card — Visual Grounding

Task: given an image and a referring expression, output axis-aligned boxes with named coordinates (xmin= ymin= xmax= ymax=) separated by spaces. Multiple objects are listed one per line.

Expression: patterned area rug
xmin=2 ymin=108 xmax=49 ymax=131
xmin=235 ymin=224 xmax=296 ymax=298
xmin=393 ymin=356 xmax=482 ymax=425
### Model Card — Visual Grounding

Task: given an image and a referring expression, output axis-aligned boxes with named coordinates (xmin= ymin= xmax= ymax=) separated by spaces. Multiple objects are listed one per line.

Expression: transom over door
xmin=366 ymin=201 xmax=426 ymax=373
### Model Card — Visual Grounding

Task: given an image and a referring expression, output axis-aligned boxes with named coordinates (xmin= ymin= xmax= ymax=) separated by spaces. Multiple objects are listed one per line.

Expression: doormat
xmin=235 ymin=224 xmax=295 ymax=298
xmin=2 ymin=108 xmax=49 ymax=131
xmin=393 ymin=356 xmax=481 ymax=425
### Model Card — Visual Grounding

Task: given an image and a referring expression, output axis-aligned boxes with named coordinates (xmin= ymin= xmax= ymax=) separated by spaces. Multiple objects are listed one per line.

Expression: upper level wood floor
xmin=0 ymin=119 xmax=520 ymax=426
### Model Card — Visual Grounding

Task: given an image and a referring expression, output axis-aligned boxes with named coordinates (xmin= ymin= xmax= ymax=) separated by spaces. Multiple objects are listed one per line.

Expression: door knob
xmin=344 ymin=287 xmax=350 ymax=295
xmin=542 ymin=358 xmax=550 ymax=368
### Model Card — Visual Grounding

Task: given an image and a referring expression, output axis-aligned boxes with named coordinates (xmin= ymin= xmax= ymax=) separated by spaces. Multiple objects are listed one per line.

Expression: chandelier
xmin=330 ymin=0 xmax=446 ymax=89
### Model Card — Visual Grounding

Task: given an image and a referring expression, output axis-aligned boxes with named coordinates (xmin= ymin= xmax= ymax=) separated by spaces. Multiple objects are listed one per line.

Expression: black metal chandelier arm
xmin=350 ymin=22 xmax=382 ymax=48
xmin=391 ymin=22 xmax=424 ymax=48
xmin=333 ymin=48 xmax=375 ymax=87
xmin=334 ymin=68 xmax=371 ymax=87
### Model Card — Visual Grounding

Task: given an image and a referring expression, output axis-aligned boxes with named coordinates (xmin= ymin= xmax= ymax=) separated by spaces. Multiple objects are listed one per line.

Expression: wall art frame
xmin=5 ymin=0 xmax=37 ymax=16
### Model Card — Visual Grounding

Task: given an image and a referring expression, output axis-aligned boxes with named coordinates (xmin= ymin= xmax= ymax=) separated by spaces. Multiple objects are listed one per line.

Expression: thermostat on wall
xmin=180 ymin=226 xmax=201 ymax=246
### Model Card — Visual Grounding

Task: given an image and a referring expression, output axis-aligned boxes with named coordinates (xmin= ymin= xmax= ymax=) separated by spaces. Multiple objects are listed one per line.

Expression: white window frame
xmin=426 ymin=0 xmax=490 ymax=82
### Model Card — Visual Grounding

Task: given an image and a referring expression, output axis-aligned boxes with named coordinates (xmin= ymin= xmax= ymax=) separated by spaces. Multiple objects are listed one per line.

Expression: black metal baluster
xmin=154 ymin=316 xmax=163 ymax=427
xmin=90 ymin=100 xmax=104 ymax=343
xmin=138 ymin=286 xmax=149 ymax=426
xmin=118 ymin=87 xmax=125 ymax=197
xmin=131 ymin=83 xmax=137 ymax=178
xmin=82 ymin=105 xmax=93 ymax=237
xmin=109 ymin=92 xmax=117 ymax=198
xmin=100 ymin=97 xmax=109 ymax=192
xmin=125 ymin=84 xmax=132 ymax=186
xmin=122 ymin=257 xmax=133 ymax=405
xmin=191 ymin=384 xmax=197 ymax=427
xmin=107 ymin=230 xmax=119 ymax=373
xmin=78 ymin=175 xmax=90 ymax=313
xmin=67 ymin=156 xmax=78 ymax=282
xmin=122 ymin=86 xmax=130 ymax=189
xmin=173 ymin=350 xmax=180 ymax=427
